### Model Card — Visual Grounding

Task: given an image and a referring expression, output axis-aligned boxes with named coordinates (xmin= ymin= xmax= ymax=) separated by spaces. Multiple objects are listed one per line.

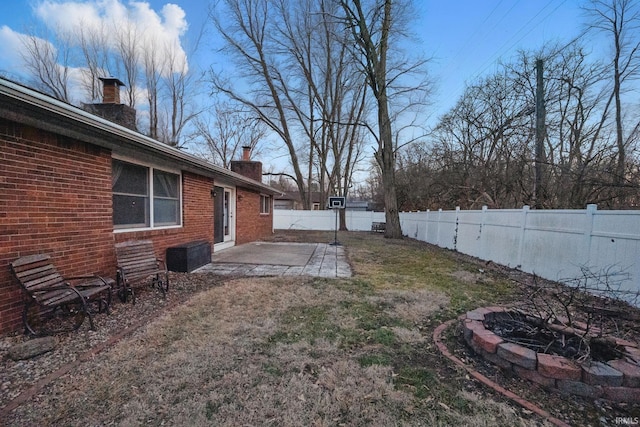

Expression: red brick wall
xmin=113 ymin=172 xmax=214 ymax=259
xmin=230 ymin=160 xmax=262 ymax=182
xmin=235 ymin=188 xmax=273 ymax=245
xmin=0 ymin=120 xmax=115 ymax=334
xmin=0 ymin=119 xmax=216 ymax=335
xmin=0 ymin=117 xmax=270 ymax=335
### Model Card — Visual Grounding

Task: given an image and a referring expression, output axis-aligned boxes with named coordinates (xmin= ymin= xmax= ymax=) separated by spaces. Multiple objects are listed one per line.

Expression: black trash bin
xmin=166 ymin=241 xmax=212 ymax=273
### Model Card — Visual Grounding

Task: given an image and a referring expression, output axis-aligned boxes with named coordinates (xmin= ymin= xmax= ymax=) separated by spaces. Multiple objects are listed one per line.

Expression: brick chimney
xmin=100 ymin=77 xmax=123 ymax=104
xmin=82 ymin=77 xmax=137 ymax=131
xmin=231 ymin=146 xmax=262 ymax=182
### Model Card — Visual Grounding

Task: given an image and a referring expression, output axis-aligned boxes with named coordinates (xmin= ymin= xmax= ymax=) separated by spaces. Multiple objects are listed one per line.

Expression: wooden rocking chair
xmin=10 ymin=254 xmax=113 ymax=336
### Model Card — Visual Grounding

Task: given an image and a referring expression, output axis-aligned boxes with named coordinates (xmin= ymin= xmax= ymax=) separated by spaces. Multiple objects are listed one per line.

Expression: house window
xmin=260 ymin=194 xmax=271 ymax=214
xmin=112 ymin=159 xmax=181 ymax=229
xmin=153 ymin=169 xmax=180 ymax=225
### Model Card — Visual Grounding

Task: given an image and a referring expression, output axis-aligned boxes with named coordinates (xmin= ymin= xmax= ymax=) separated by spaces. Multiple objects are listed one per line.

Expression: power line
xmin=471 ymin=0 xmax=568 ymax=80
xmin=438 ymin=0 xmax=506 ymax=79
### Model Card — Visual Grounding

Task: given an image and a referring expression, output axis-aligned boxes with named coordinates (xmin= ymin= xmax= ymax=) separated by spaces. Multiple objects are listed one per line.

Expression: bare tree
xmin=19 ymin=29 xmax=73 ymax=102
xmin=160 ymin=43 xmax=199 ymax=147
xmin=542 ymin=45 xmax=617 ymax=207
xmin=142 ymin=38 xmax=161 ymax=140
xmin=273 ymin=0 xmax=369 ymax=220
xmin=192 ymin=100 xmax=266 ymax=168
xmin=212 ymin=0 xmax=311 ymax=207
xmin=425 ymin=68 xmax=534 ymax=209
xmin=114 ymin=22 xmax=140 ymax=108
xmin=212 ymin=0 xmax=369 ymax=213
xmin=585 ymin=0 xmax=640 ymax=198
xmin=403 ymin=40 xmax=640 ymax=211
xmin=339 ymin=0 xmax=430 ymax=238
xmin=76 ymin=24 xmax=111 ymax=102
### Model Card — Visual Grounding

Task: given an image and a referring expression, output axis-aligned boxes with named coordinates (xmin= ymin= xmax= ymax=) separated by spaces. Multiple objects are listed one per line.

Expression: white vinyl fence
xmin=274 ymin=205 xmax=640 ymax=299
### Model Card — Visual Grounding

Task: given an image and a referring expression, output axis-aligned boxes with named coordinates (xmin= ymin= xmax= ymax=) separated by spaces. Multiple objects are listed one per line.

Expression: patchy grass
xmin=6 ymin=231 xmax=573 ymax=426
xmin=358 ymin=352 xmax=392 ymax=367
xmin=396 ymin=366 xmax=437 ymax=399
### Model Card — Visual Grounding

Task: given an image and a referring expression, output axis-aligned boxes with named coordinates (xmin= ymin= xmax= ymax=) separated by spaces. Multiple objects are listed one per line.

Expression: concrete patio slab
xmin=209 ymin=242 xmax=317 ymax=266
xmin=195 ymin=242 xmax=351 ymax=278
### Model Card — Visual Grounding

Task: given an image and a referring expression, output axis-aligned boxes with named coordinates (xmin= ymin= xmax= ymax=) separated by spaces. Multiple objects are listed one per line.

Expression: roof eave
xmin=0 ymin=78 xmax=281 ymax=196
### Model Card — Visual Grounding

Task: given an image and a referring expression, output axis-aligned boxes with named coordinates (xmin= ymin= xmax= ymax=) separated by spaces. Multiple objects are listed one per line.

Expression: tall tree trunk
xmin=342 ymin=0 xmax=403 ymax=238
xmin=613 ymin=38 xmax=625 ymax=190
xmin=377 ymin=89 xmax=402 ymax=238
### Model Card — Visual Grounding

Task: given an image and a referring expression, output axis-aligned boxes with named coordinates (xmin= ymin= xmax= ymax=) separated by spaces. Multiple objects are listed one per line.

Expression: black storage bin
xmin=166 ymin=241 xmax=211 ymax=273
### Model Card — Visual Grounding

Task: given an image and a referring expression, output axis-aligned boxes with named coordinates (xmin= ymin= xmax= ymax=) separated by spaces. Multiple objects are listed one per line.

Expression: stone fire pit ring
xmin=462 ymin=307 xmax=640 ymax=403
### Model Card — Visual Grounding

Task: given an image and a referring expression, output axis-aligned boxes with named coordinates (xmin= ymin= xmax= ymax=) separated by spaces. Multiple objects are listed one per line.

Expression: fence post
xmin=437 ymin=208 xmax=442 ymax=246
xmin=424 ymin=209 xmax=430 ymax=242
xmin=583 ymin=204 xmax=597 ymax=266
xmin=479 ymin=206 xmax=488 ymax=260
xmin=517 ymin=206 xmax=530 ymax=269
xmin=454 ymin=206 xmax=460 ymax=250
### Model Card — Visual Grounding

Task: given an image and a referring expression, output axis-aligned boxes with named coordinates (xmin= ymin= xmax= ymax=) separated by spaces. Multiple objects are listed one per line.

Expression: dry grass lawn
xmin=7 ymin=231 xmax=624 ymax=426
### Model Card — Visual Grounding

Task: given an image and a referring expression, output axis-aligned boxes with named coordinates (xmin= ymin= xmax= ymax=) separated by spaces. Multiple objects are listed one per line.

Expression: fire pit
xmin=462 ymin=307 xmax=640 ymax=403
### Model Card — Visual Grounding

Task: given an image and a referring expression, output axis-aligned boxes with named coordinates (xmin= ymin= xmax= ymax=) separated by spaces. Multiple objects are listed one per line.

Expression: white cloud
xmin=0 ymin=26 xmax=29 ymax=72
xmin=161 ymin=3 xmax=189 ymax=39
xmin=34 ymin=0 xmax=105 ymax=34
xmin=0 ymin=0 xmax=191 ymax=113
xmin=33 ymin=0 xmax=190 ymax=76
xmin=0 ymin=26 xmax=92 ymax=104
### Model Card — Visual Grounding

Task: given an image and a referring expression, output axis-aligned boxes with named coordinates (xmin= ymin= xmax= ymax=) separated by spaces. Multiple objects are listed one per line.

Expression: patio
xmin=197 ymin=242 xmax=352 ymax=278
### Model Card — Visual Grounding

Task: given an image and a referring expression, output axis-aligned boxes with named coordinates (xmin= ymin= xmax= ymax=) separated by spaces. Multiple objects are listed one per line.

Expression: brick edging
xmin=462 ymin=307 xmax=640 ymax=403
xmin=434 ymin=318 xmax=571 ymax=427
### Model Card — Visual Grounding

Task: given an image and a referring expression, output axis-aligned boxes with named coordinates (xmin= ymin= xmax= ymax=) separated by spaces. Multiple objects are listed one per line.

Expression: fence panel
xmin=273 ymin=210 xmax=335 ymax=230
xmin=589 ymin=210 xmax=640 ymax=296
xmin=514 ymin=210 xmax=587 ymax=281
xmin=273 ymin=210 xmax=385 ymax=231
xmin=399 ymin=212 xmax=428 ymax=241
xmin=346 ymin=210 xmax=385 ymax=231
xmin=273 ymin=206 xmax=640 ymax=300
xmin=456 ymin=208 xmax=482 ymax=258
xmin=479 ymin=209 xmax=523 ymax=268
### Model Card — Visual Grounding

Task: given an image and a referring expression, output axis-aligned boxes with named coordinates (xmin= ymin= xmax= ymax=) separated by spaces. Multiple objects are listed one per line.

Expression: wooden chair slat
xmin=10 ymin=254 xmax=113 ymax=335
xmin=115 ymin=240 xmax=168 ymax=303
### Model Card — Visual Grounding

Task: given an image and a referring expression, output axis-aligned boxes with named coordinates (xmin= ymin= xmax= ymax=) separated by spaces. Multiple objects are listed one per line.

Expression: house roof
xmin=0 ymin=77 xmax=281 ymax=196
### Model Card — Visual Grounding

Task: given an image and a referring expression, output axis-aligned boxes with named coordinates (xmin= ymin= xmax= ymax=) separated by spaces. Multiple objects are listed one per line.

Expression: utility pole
xmin=533 ymin=58 xmax=545 ymax=209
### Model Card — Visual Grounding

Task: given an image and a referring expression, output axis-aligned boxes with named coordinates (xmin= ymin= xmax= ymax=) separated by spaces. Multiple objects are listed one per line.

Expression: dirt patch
xmin=367 ymin=288 xmax=450 ymax=325
xmin=450 ymin=270 xmax=492 ymax=285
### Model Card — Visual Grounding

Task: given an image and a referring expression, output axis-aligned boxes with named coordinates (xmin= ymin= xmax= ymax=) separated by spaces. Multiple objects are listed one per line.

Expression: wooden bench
xmin=115 ymin=240 xmax=168 ymax=304
xmin=10 ymin=254 xmax=112 ymax=336
xmin=371 ymin=222 xmax=386 ymax=233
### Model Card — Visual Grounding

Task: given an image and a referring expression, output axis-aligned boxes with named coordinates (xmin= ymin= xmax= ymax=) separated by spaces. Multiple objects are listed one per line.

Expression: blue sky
xmin=0 ymin=1 xmax=591 ymax=113
xmin=420 ymin=1 xmax=587 ymax=113
xmin=0 ymin=0 xmax=602 ymax=177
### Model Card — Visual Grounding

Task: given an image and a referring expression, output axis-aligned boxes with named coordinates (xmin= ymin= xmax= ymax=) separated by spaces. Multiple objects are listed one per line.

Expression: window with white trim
xmin=112 ymin=159 xmax=181 ymax=229
xmin=153 ymin=169 xmax=181 ymax=226
xmin=260 ymin=194 xmax=271 ymax=214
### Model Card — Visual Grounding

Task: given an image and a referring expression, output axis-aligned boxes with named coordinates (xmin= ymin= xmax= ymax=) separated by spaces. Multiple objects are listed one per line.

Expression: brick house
xmin=0 ymin=77 xmax=280 ymax=335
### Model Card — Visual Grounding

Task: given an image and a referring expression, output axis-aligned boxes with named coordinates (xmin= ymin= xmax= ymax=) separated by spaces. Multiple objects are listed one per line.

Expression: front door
xmin=214 ymin=186 xmax=235 ymax=248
